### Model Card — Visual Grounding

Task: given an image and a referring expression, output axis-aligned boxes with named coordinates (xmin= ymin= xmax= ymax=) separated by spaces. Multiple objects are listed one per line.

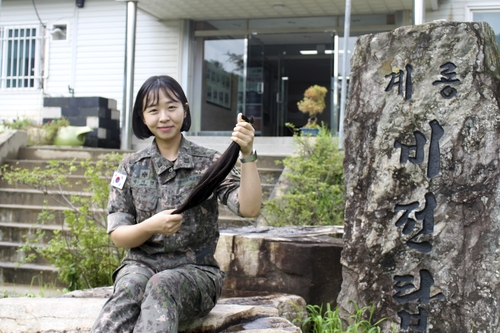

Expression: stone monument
xmin=338 ymin=21 xmax=500 ymax=332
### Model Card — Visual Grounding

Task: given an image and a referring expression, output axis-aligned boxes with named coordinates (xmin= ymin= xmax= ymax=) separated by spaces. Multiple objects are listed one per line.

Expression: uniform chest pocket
xmin=131 ymin=187 xmax=158 ymax=211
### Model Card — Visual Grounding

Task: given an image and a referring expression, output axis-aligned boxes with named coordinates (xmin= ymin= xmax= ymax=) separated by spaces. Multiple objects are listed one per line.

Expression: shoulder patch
xmin=111 ymin=171 xmax=127 ymax=189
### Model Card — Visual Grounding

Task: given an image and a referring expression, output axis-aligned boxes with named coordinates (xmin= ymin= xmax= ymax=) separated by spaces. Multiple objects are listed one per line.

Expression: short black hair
xmin=132 ymin=75 xmax=191 ymax=139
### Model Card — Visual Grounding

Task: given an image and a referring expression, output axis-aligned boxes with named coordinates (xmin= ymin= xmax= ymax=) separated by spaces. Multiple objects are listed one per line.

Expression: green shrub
xmin=260 ymin=124 xmax=345 ymax=226
xmin=2 ymin=118 xmax=32 ymax=130
xmin=1 ymin=153 xmax=126 ymax=291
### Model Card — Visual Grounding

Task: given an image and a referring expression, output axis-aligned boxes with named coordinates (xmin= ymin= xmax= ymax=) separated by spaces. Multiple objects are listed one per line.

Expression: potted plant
xmin=297 ymin=85 xmax=328 ymax=135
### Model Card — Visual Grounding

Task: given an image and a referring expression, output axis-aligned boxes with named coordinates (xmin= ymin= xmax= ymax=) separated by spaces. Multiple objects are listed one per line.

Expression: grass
xmin=293 ymin=301 xmax=397 ymax=333
xmin=0 ymin=275 xmax=66 ymax=298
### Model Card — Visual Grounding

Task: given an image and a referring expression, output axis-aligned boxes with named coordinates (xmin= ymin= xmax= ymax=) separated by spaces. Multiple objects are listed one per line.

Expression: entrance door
xmin=246 ymin=36 xmax=265 ymax=135
xmin=199 ymin=36 xmax=245 ymax=132
xmin=195 ymin=31 xmax=347 ymax=136
xmin=246 ymin=31 xmax=336 ymax=136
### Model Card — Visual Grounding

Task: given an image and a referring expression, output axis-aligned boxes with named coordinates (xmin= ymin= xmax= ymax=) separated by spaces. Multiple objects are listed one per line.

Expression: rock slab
xmin=0 ymin=291 xmax=305 ymax=333
xmin=216 ymin=226 xmax=343 ymax=307
xmin=338 ymin=21 xmax=500 ymax=332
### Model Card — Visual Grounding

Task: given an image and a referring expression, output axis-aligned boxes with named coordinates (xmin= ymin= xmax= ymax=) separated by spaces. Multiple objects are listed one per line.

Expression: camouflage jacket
xmin=107 ymin=136 xmax=241 ymax=271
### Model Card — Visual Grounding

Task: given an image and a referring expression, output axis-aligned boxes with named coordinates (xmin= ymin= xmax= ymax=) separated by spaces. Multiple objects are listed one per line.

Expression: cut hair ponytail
xmin=172 ymin=115 xmax=254 ymax=214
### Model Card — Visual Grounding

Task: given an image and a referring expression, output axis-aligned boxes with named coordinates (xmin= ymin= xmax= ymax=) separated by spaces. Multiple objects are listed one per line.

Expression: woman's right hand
xmin=148 ymin=209 xmax=183 ymax=236
xmin=110 ymin=209 xmax=183 ymax=248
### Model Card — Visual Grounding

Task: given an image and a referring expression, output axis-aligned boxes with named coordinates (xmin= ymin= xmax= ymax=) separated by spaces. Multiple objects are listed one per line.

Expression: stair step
xmin=0 ymin=240 xmax=51 ymax=265
xmin=17 ymin=146 xmax=286 ymax=169
xmin=16 ymin=146 xmax=131 ymax=161
xmin=3 ymin=159 xmax=107 ymax=176
xmin=0 ymin=176 xmax=89 ymax=192
xmin=0 ymin=221 xmax=65 ymax=244
xmin=5 ymin=159 xmax=283 ymax=179
xmin=0 ymin=204 xmax=105 ymax=224
xmin=0 ymin=188 xmax=93 ymax=207
xmin=0 ymin=260 xmax=62 ymax=287
xmin=0 ymin=144 xmax=287 ymax=289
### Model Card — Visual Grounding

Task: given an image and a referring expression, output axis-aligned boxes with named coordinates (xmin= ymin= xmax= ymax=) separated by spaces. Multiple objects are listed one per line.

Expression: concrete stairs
xmin=0 ymin=142 xmax=287 ymax=292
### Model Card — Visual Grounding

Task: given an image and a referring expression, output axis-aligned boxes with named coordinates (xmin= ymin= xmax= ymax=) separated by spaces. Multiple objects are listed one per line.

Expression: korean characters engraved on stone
xmin=394 ymin=192 xmax=436 ymax=253
xmin=392 ymin=120 xmax=445 ymax=331
xmin=385 ymin=64 xmax=413 ymax=100
xmin=432 ymin=62 xmax=461 ymax=99
xmin=393 ymin=270 xmax=445 ymax=332
xmin=394 ymin=120 xmax=444 ymax=179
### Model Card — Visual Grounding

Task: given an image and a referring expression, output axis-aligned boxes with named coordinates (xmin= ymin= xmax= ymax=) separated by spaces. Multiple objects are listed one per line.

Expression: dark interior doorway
xmin=247 ymin=32 xmax=334 ymax=136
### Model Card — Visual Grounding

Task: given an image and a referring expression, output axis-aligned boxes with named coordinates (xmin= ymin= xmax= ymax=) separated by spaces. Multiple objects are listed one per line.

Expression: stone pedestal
xmin=338 ymin=21 xmax=500 ymax=332
xmin=216 ymin=226 xmax=344 ymax=307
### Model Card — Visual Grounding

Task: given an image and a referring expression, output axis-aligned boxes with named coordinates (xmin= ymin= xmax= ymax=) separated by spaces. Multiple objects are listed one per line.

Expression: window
xmin=467 ymin=3 xmax=500 ymax=50
xmin=0 ymin=26 xmax=41 ymax=89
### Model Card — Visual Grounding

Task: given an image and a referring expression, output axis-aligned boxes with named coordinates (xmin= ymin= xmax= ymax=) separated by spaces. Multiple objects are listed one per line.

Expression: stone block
xmin=111 ymin=110 xmax=120 ymax=120
xmin=65 ymin=116 xmax=86 ymax=126
xmin=79 ymin=107 xmax=111 ymax=119
xmin=338 ymin=21 xmax=500 ymax=332
xmin=61 ymin=106 xmax=79 ymax=117
xmin=43 ymin=97 xmax=70 ymax=108
xmin=108 ymin=99 xmax=117 ymax=110
xmin=42 ymin=106 xmax=61 ymax=119
xmin=216 ymin=226 xmax=343 ymax=307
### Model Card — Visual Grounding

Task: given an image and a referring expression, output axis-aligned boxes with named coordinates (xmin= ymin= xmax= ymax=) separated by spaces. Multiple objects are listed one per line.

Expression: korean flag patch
xmin=111 ymin=171 xmax=127 ymax=189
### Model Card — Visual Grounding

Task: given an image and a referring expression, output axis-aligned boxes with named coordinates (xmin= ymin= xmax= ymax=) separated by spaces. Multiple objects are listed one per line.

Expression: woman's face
xmin=142 ymin=89 xmax=186 ymax=145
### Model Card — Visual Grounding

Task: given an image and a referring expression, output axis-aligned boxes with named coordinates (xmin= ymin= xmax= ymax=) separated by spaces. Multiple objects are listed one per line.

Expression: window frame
xmin=0 ymin=25 xmax=43 ymax=90
xmin=465 ymin=2 xmax=500 ymax=21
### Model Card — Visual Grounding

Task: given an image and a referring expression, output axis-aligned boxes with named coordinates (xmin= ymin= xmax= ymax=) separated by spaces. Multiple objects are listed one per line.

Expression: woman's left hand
xmin=231 ymin=113 xmax=255 ymax=157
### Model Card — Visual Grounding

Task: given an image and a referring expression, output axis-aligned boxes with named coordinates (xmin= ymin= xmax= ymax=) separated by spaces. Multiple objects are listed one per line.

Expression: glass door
xmin=250 ymin=31 xmax=335 ymax=135
xmin=200 ymin=36 xmax=245 ymax=132
xmin=194 ymin=31 xmax=353 ymax=136
xmin=246 ymin=36 xmax=265 ymax=135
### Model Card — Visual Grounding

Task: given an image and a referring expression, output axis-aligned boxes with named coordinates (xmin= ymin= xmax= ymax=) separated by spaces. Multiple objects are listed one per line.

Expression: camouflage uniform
xmin=92 ymin=136 xmax=241 ymax=333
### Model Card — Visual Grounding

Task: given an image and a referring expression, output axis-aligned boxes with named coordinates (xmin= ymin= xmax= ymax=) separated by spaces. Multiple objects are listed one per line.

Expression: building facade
xmin=0 ymin=0 xmax=499 ymax=139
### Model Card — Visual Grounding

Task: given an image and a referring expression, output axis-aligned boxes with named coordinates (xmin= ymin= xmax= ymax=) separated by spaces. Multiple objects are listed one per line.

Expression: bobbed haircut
xmin=132 ymin=75 xmax=191 ymax=139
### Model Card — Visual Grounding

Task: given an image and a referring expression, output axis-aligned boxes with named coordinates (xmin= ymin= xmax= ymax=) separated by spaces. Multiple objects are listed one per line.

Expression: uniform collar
xmin=147 ymin=136 xmax=195 ymax=175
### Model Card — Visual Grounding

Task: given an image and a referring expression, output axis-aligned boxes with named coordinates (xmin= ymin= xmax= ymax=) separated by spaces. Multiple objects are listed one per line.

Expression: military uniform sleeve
xmin=213 ymin=152 xmax=242 ymax=217
xmin=107 ymin=161 xmax=136 ymax=234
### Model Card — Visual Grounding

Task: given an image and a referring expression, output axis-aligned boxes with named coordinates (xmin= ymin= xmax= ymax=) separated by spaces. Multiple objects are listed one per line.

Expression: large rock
xmin=338 ymin=21 xmax=500 ymax=332
xmin=0 ymin=290 xmax=305 ymax=333
xmin=216 ymin=226 xmax=343 ymax=307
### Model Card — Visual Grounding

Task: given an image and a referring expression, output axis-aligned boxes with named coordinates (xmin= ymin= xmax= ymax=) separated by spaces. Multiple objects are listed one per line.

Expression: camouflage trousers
xmin=91 ymin=262 xmax=225 ymax=333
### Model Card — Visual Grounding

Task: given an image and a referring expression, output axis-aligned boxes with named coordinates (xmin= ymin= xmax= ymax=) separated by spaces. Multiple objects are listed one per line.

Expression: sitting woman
xmin=92 ymin=75 xmax=262 ymax=333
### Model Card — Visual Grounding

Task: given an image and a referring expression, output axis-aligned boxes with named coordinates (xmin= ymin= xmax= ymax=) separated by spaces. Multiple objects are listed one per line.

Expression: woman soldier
xmin=92 ymin=75 xmax=262 ymax=332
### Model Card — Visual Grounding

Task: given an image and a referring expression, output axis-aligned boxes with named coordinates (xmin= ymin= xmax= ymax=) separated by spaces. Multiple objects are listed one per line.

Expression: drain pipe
xmin=119 ymin=0 xmax=137 ymax=151
xmin=414 ymin=0 xmax=424 ymax=25
xmin=331 ymin=32 xmax=339 ymax=135
xmin=338 ymin=0 xmax=350 ymax=149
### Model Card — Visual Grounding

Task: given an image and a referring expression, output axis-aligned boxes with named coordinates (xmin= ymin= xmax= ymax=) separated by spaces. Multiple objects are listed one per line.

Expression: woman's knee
xmin=114 ymin=265 xmax=152 ymax=300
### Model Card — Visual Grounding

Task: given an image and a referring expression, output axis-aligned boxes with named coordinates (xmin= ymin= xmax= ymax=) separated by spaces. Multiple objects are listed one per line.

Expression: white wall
xmin=0 ymin=0 xmax=183 ymax=123
xmin=0 ymin=0 xmax=76 ymax=121
xmin=425 ymin=0 xmax=500 ymax=23
xmin=425 ymin=0 xmax=467 ymax=22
